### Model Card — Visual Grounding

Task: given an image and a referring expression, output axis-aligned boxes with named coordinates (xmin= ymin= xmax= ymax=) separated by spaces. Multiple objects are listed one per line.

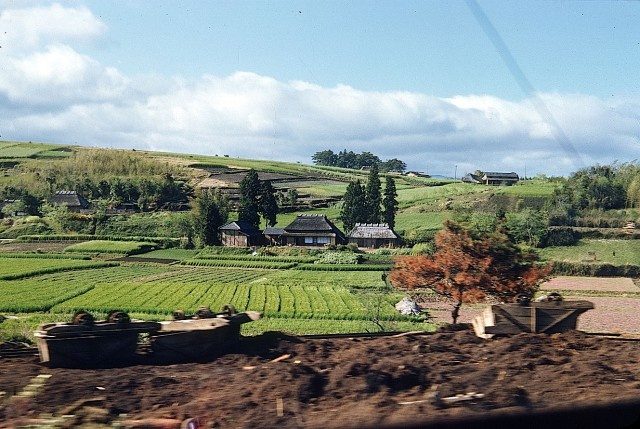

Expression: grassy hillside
xmin=0 ymin=140 xmax=561 ymax=238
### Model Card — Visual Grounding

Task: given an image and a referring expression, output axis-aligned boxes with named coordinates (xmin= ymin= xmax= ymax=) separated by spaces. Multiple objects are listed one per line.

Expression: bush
xmin=314 ymin=251 xmax=362 ymax=265
xmin=540 ymin=227 xmax=579 ymax=247
xmin=551 ymin=261 xmax=640 ymax=277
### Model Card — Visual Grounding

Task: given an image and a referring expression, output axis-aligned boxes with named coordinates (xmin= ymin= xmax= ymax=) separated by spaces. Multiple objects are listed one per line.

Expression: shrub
xmin=314 ymin=251 xmax=362 ymax=265
xmin=540 ymin=227 xmax=579 ymax=247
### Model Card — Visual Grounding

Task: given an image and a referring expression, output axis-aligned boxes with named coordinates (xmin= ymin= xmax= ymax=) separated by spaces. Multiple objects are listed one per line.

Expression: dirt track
xmin=2 ymin=326 xmax=640 ymax=429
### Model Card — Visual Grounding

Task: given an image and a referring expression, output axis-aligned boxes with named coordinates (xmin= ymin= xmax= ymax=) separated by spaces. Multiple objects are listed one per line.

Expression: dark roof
xmin=263 ymin=227 xmax=285 ymax=236
xmin=284 ymin=214 xmax=339 ymax=232
xmin=219 ymin=221 xmax=262 ymax=237
xmin=462 ymin=173 xmax=482 ymax=183
xmin=347 ymin=223 xmax=398 ymax=239
xmin=283 ymin=214 xmax=345 ymax=239
xmin=49 ymin=190 xmax=89 ymax=208
xmin=483 ymin=172 xmax=519 ymax=180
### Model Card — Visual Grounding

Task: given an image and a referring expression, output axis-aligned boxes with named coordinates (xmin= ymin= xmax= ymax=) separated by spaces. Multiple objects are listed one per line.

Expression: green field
xmin=538 ymin=239 xmax=640 ymax=265
xmin=0 ymin=255 xmax=429 ymax=340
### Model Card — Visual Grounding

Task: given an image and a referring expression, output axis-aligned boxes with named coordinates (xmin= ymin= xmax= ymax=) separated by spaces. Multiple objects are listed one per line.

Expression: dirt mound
xmin=2 ymin=328 xmax=640 ymax=428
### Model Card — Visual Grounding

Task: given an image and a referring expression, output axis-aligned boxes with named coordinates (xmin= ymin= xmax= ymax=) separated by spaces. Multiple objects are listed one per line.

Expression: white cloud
xmin=0 ymin=3 xmax=106 ymax=53
xmin=0 ymin=4 xmax=639 ymax=177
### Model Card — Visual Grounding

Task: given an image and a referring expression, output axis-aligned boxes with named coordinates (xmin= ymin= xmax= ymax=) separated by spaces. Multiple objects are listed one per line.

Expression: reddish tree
xmin=390 ymin=221 xmax=550 ymax=324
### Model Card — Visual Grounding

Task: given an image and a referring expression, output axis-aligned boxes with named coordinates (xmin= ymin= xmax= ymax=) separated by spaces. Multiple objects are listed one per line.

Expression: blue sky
xmin=1 ymin=1 xmax=639 ymax=177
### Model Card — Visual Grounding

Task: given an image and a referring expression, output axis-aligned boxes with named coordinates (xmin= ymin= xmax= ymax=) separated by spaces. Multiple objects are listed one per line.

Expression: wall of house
xmin=221 ymin=231 xmax=249 ymax=247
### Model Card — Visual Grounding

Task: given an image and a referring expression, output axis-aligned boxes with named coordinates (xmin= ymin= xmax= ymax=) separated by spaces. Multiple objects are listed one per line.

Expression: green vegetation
xmin=538 ymin=239 xmax=640 ymax=265
xmin=63 ymin=240 xmax=157 ymax=255
xmin=2 ymin=141 xmax=640 ymax=341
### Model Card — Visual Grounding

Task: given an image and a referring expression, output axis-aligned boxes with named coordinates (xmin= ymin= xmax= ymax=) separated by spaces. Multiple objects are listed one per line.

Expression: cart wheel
xmin=195 ymin=306 xmax=213 ymax=319
xmin=72 ymin=310 xmax=95 ymax=326
xmin=222 ymin=304 xmax=237 ymax=316
xmin=107 ymin=310 xmax=131 ymax=325
xmin=548 ymin=292 xmax=563 ymax=302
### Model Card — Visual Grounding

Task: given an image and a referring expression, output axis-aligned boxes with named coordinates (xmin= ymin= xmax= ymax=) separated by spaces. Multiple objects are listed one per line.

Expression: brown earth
xmin=2 ymin=327 xmax=640 ymax=429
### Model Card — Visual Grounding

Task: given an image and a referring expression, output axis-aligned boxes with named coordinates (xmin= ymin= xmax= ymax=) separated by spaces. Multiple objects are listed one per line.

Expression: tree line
xmin=312 ymin=149 xmax=407 ymax=173
xmin=339 ymin=164 xmax=399 ymax=231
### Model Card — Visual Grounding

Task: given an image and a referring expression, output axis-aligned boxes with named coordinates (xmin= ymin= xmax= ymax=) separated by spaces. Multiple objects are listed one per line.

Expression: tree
xmin=336 ymin=150 xmax=358 ymax=169
xmin=339 ymin=180 xmax=366 ymax=231
xmin=356 ymin=151 xmax=381 ymax=168
xmin=312 ymin=150 xmax=338 ymax=166
xmin=504 ymin=208 xmax=548 ymax=247
xmin=390 ymin=221 xmax=550 ymax=324
xmin=238 ymin=169 xmax=262 ymax=229
xmin=382 ymin=176 xmax=398 ymax=228
xmin=193 ymin=189 xmax=229 ymax=246
xmin=259 ymin=180 xmax=278 ymax=227
xmin=364 ymin=163 xmax=382 ymax=223
xmin=380 ymin=158 xmax=407 ymax=174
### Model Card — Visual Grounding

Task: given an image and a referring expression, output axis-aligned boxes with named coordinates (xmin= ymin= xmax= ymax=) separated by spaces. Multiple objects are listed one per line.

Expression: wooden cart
xmin=472 ymin=298 xmax=594 ymax=339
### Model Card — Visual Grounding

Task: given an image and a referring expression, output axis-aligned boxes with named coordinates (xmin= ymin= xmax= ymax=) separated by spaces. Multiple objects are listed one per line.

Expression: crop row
xmin=0 ymin=258 xmax=118 ymax=280
xmin=182 ymin=259 xmax=297 ymax=270
xmin=295 ymin=263 xmax=390 ymax=271
xmin=0 ymin=279 xmax=94 ymax=312
xmin=48 ymin=280 xmax=406 ymax=321
xmin=17 ymin=234 xmax=179 ymax=247
xmin=0 ymin=253 xmax=90 ymax=260
xmin=194 ymin=254 xmax=318 ymax=263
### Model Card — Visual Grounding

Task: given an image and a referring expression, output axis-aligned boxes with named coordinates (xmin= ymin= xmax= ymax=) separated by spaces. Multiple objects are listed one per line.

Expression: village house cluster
xmin=220 ymin=214 xmax=399 ymax=249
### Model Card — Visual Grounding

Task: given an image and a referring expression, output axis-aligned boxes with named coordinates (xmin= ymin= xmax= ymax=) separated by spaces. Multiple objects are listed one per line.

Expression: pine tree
xmin=382 ymin=176 xmax=398 ymax=229
xmin=259 ymin=180 xmax=278 ymax=227
xmin=364 ymin=163 xmax=382 ymax=223
xmin=238 ymin=169 xmax=262 ymax=229
xmin=340 ymin=180 xmax=366 ymax=231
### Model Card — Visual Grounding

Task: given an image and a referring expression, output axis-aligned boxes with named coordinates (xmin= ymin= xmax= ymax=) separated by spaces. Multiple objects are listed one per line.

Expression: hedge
xmin=551 ymin=261 xmax=640 ymax=277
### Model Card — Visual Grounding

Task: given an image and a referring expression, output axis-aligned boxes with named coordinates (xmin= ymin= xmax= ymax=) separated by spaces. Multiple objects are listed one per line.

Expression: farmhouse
xmin=347 ymin=223 xmax=399 ymax=249
xmin=482 ymin=172 xmax=519 ymax=186
xmin=49 ymin=190 xmax=90 ymax=213
xmin=219 ymin=221 xmax=263 ymax=247
xmin=280 ymin=214 xmax=345 ymax=246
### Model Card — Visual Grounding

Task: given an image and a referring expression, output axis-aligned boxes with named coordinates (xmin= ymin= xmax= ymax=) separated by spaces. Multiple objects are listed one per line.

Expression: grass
xmin=538 ymin=239 xmax=640 ymax=265
xmin=64 ymin=240 xmax=157 ymax=255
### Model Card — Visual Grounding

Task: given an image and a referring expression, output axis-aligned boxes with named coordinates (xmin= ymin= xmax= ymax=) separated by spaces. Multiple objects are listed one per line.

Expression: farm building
xmin=482 ymin=172 xmax=519 ymax=186
xmin=219 ymin=221 xmax=263 ymax=247
xmin=263 ymin=227 xmax=286 ymax=246
xmin=49 ymin=190 xmax=90 ymax=213
xmin=347 ymin=223 xmax=399 ymax=249
xmin=280 ymin=214 xmax=345 ymax=246
xmin=461 ymin=173 xmax=482 ymax=184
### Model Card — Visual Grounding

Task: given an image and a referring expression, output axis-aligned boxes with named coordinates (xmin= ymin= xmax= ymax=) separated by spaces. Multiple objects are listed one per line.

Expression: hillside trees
xmin=260 ymin=180 xmax=278 ymax=227
xmin=311 ymin=149 xmax=406 ymax=173
xmin=238 ymin=170 xmax=262 ymax=229
xmin=238 ymin=169 xmax=279 ymax=229
xmin=193 ymin=189 xmax=230 ymax=246
xmin=340 ymin=168 xmax=399 ymax=231
xmin=390 ymin=220 xmax=550 ymax=323
xmin=383 ymin=176 xmax=399 ymax=229
xmin=364 ymin=164 xmax=382 ymax=223
xmin=339 ymin=180 xmax=366 ymax=232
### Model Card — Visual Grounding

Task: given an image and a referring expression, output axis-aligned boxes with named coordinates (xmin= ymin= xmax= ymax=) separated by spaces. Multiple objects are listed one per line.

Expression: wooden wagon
xmin=472 ymin=297 xmax=594 ymax=339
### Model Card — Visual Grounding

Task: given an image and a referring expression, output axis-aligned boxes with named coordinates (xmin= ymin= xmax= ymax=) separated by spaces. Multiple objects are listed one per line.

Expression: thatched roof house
xmin=49 ymin=191 xmax=90 ymax=212
xmin=347 ymin=223 xmax=399 ymax=249
xmin=281 ymin=214 xmax=345 ymax=246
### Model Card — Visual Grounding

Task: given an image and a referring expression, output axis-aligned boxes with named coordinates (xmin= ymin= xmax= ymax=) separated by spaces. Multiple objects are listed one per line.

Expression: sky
xmin=1 ymin=1 xmax=639 ymax=178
